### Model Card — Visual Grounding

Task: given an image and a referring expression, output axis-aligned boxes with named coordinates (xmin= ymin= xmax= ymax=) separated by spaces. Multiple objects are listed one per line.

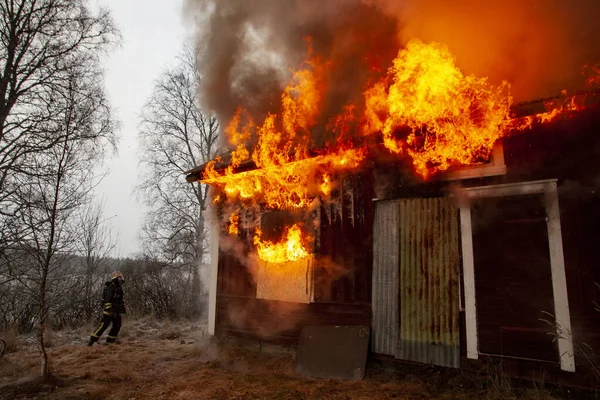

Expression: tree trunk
xmin=38 ymin=273 xmax=49 ymax=378
xmin=37 ymin=134 xmax=67 ymax=379
xmin=192 ymin=265 xmax=200 ymax=316
xmin=85 ymin=262 xmax=93 ymax=320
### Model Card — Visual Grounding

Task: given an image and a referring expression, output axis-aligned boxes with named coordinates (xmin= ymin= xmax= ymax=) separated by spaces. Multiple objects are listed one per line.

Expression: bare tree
xmin=9 ymin=46 xmax=117 ymax=377
xmin=76 ymin=200 xmax=117 ymax=320
xmin=138 ymin=46 xmax=219 ymax=316
xmin=0 ymin=0 xmax=118 ymax=214
xmin=0 ymin=1 xmax=118 ymax=376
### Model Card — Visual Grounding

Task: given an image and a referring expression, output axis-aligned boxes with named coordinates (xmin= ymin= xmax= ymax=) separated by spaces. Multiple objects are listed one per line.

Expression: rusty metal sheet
xmin=371 ymin=199 xmax=401 ymax=356
xmin=398 ymin=197 xmax=460 ymax=368
xmin=295 ymin=325 xmax=370 ymax=380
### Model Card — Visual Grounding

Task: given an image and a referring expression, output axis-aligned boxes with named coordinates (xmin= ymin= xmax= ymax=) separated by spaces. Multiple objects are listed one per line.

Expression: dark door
xmin=471 ymin=194 xmax=558 ymax=363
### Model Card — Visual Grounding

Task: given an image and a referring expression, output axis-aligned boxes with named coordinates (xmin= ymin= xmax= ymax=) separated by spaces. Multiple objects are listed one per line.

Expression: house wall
xmin=482 ymin=110 xmax=600 ymax=386
xmin=212 ymin=106 xmax=600 ymax=387
xmin=214 ymin=172 xmax=374 ymax=346
xmin=369 ymin=107 xmax=600 ymax=387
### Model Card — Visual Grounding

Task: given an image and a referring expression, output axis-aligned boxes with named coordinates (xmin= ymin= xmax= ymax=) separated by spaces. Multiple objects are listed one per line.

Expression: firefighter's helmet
xmin=111 ymin=271 xmax=124 ymax=281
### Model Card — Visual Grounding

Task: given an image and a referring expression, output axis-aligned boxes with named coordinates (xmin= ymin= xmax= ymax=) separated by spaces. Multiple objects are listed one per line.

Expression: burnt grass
xmin=0 ymin=319 xmax=593 ymax=400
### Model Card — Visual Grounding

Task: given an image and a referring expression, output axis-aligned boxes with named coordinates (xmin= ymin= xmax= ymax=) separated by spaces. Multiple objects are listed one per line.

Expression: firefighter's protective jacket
xmin=102 ymin=280 xmax=125 ymax=315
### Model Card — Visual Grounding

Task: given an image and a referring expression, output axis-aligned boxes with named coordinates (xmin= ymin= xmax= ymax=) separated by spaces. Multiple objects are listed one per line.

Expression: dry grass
xmin=0 ymin=327 xmax=19 ymax=354
xmin=476 ymin=360 xmax=566 ymax=400
xmin=0 ymin=319 xmax=580 ymax=400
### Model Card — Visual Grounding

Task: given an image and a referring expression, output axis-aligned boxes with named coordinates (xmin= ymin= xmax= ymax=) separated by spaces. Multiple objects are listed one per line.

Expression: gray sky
xmin=94 ymin=0 xmax=190 ymax=257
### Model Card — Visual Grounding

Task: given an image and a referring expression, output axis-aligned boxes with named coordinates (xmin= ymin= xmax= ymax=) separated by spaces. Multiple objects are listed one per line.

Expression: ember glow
xmin=228 ymin=214 xmax=239 ymax=235
xmin=203 ymin=148 xmax=364 ymax=209
xmin=253 ymin=224 xmax=310 ymax=264
xmin=509 ymin=95 xmax=585 ymax=131
xmin=584 ymin=64 xmax=600 ymax=88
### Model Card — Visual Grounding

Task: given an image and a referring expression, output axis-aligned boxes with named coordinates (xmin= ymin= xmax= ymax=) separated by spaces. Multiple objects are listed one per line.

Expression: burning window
xmin=254 ymin=210 xmax=318 ymax=304
xmin=444 ymin=141 xmax=507 ymax=180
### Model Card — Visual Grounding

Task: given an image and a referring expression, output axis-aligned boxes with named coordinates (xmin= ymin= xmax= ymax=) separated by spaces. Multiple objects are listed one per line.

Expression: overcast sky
xmin=93 ymin=0 xmax=191 ymax=257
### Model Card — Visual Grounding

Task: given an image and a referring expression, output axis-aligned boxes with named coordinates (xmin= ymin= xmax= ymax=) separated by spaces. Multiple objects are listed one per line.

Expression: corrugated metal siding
xmin=371 ymin=200 xmax=400 ymax=356
xmin=398 ymin=198 xmax=460 ymax=368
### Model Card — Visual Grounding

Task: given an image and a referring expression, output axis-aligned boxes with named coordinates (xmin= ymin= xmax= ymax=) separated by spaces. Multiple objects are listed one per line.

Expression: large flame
xmin=363 ymin=39 xmax=512 ymax=178
xmin=202 ymin=38 xmax=593 ymax=264
xmin=253 ymin=224 xmax=309 ymax=264
xmin=202 ymin=48 xmax=366 ymax=209
xmin=205 ymin=39 xmax=591 ymax=193
xmin=203 ymin=147 xmax=364 ymax=209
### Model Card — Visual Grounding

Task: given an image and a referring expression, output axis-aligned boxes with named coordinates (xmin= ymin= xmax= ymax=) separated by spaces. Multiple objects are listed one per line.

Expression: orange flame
xmin=225 ymin=108 xmax=253 ymax=169
xmin=204 ymin=39 xmax=591 ymax=209
xmin=228 ymin=214 xmax=239 ymax=235
xmin=363 ymin=39 xmax=512 ymax=178
xmin=509 ymin=93 xmax=586 ymax=131
xmin=202 ymin=48 xmax=365 ymax=209
xmin=320 ymin=173 xmax=332 ymax=197
xmin=253 ymin=224 xmax=309 ymax=263
xmin=204 ymin=148 xmax=364 ymax=209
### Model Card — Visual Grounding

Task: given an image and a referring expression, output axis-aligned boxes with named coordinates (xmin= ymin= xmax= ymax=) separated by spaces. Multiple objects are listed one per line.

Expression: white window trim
xmin=458 ymin=179 xmax=575 ymax=372
xmin=208 ymin=217 xmax=220 ymax=336
xmin=445 ymin=142 xmax=507 ymax=181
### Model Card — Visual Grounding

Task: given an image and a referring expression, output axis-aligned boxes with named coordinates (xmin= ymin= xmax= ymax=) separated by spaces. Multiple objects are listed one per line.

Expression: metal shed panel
xmin=371 ymin=199 xmax=401 ymax=356
xmin=398 ymin=197 xmax=460 ymax=368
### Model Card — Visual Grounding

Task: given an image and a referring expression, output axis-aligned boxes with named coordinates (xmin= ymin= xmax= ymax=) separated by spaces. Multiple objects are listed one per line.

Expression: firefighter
xmin=88 ymin=271 xmax=126 ymax=346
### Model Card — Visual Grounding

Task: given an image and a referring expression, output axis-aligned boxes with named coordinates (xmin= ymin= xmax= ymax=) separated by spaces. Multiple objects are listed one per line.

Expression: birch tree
xmin=0 ymin=0 xmax=119 ymax=375
xmin=76 ymin=200 xmax=117 ymax=320
xmin=138 ymin=46 xmax=219 ymax=317
xmin=15 ymin=52 xmax=116 ymax=376
xmin=0 ymin=0 xmax=118 ymax=211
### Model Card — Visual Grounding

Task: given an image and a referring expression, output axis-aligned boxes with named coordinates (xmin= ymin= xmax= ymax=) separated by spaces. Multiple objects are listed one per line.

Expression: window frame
xmin=445 ymin=141 xmax=507 ymax=181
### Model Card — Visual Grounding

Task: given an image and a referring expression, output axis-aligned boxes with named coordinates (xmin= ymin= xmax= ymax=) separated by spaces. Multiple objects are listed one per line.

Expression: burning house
xmin=184 ymin=0 xmax=600 ymax=388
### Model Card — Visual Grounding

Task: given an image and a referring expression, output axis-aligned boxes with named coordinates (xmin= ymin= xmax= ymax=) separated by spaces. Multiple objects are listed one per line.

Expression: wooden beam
xmin=545 ymin=181 xmax=575 ymax=372
xmin=459 ymin=204 xmax=479 ymax=359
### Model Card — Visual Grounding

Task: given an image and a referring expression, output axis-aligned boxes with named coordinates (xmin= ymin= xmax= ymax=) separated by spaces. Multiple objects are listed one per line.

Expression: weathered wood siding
xmin=215 ymin=172 xmax=374 ymax=345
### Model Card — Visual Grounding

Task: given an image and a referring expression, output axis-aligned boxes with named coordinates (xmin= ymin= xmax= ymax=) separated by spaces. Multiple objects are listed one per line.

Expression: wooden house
xmin=186 ymin=97 xmax=600 ymax=388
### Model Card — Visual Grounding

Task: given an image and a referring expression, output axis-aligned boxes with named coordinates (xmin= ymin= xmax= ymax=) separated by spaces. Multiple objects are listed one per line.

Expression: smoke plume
xmin=187 ymin=0 xmax=400 ymax=129
xmin=187 ymin=0 xmax=600 ymax=135
xmin=377 ymin=0 xmax=600 ymax=101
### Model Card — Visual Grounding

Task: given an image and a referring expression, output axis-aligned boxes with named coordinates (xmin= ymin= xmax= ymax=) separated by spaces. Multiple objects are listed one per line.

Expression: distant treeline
xmin=0 ymin=253 xmax=207 ymax=332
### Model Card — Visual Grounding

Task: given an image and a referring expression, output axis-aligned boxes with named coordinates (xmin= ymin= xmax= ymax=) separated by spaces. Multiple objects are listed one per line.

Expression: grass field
xmin=0 ymin=318 xmax=584 ymax=399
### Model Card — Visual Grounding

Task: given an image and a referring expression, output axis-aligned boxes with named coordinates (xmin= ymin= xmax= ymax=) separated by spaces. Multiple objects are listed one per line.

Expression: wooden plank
xmin=545 ymin=181 xmax=576 ymax=372
xmin=459 ymin=204 xmax=478 ymax=359
xmin=459 ymin=179 xmax=556 ymax=198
